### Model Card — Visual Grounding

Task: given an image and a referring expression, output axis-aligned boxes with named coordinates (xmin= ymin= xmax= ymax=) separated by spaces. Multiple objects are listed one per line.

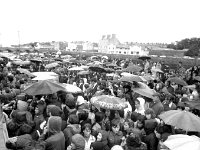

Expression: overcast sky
xmin=0 ymin=0 xmax=200 ymax=46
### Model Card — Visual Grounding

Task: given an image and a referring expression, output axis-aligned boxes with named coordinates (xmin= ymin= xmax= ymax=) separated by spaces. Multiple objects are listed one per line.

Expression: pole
xmin=18 ymin=31 xmax=20 ymax=50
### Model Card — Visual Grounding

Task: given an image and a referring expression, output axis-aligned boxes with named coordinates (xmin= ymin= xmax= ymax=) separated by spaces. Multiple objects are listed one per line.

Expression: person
xmin=162 ymin=95 xmax=176 ymax=111
xmin=107 ymin=120 xmax=123 ymax=148
xmin=124 ymin=133 xmax=147 ymax=150
xmin=82 ymin=123 xmax=96 ymax=150
xmin=38 ymin=116 xmax=65 ymax=150
xmin=90 ymin=130 xmax=109 ymax=150
xmin=135 ymin=97 xmax=145 ymax=115
xmin=67 ymin=134 xmax=86 ymax=150
xmin=149 ymin=93 xmax=164 ymax=117
xmin=63 ymin=114 xmax=81 ymax=149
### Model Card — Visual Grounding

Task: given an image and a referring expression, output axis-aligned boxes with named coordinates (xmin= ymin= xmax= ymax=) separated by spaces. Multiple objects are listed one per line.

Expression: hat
xmin=71 ymin=134 xmax=85 ymax=150
xmin=77 ymin=96 xmax=86 ymax=106
xmin=17 ymin=100 xmax=28 ymax=111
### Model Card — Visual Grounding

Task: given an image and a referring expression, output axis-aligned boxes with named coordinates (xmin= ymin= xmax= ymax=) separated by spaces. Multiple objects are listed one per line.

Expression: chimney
xmin=112 ymin=34 xmax=116 ymax=39
xmin=107 ymin=35 xmax=111 ymax=39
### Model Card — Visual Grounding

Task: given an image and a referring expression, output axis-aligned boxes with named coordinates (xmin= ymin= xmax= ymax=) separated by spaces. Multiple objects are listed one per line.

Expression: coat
xmin=107 ymin=131 xmax=123 ymax=148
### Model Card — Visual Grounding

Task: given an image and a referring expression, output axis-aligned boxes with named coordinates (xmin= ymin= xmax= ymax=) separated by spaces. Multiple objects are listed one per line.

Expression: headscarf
xmin=47 ymin=116 xmax=62 ymax=136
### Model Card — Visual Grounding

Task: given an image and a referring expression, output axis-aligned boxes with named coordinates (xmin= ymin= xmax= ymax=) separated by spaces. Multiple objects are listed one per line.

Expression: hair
xmin=144 ymin=108 xmax=156 ymax=119
xmin=78 ymin=110 xmax=89 ymax=121
xmin=68 ymin=114 xmax=79 ymax=124
xmin=95 ymin=111 xmax=105 ymax=123
xmin=81 ymin=123 xmax=92 ymax=133
xmin=111 ymin=119 xmax=120 ymax=127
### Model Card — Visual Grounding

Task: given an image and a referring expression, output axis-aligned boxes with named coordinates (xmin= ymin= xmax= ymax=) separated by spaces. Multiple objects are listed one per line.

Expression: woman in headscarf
xmin=135 ymin=97 xmax=145 ymax=115
xmin=38 ymin=116 xmax=65 ymax=150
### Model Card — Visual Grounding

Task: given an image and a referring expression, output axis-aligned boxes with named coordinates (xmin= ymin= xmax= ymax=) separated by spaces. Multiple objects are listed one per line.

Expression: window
xmin=119 ymin=51 xmax=121 ymax=54
xmin=131 ymin=51 xmax=133 ymax=54
xmin=124 ymin=52 xmax=126 ymax=54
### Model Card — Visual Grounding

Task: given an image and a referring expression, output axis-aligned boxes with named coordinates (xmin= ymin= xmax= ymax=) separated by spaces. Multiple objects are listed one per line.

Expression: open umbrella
xmin=24 ymin=80 xmax=66 ymax=95
xmin=12 ymin=60 xmax=31 ymax=65
xmin=122 ymin=65 xmax=143 ymax=73
xmin=151 ymin=68 xmax=164 ymax=73
xmin=133 ymin=82 xmax=157 ymax=99
xmin=45 ymin=62 xmax=59 ymax=69
xmin=62 ymin=83 xmax=82 ymax=93
xmin=68 ymin=67 xmax=84 ymax=71
xmin=119 ymin=74 xmax=143 ymax=83
xmin=89 ymin=65 xmax=106 ymax=73
xmin=17 ymin=68 xmax=35 ymax=77
xmin=167 ymin=77 xmax=188 ymax=86
xmin=138 ymin=56 xmax=151 ymax=60
xmin=159 ymin=110 xmax=200 ymax=132
xmin=163 ymin=134 xmax=200 ymax=150
xmin=77 ymin=70 xmax=90 ymax=75
xmin=185 ymin=101 xmax=200 ymax=110
xmin=105 ymin=68 xmax=115 ymax=73
xmin=90 ymin=95 xmax=128 ymax=110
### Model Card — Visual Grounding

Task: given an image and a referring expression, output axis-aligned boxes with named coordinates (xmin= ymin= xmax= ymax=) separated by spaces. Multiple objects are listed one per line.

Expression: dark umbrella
xmin=122 ymin=65 xmax=143 ymax=72
xmin=89 ymin=65 xmax=106 ymax=73
xmin=138 ymin=56 xmax=151 ymax=60
xmin=167 ymin=77 xmax=188 ymax=86
xmin=24 ymin=80 xmax=66 ymax=96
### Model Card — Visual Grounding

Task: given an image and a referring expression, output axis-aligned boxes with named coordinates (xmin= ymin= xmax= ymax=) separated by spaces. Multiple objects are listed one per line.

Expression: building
xmin=98 ymin=34 xmax=149 ymax=55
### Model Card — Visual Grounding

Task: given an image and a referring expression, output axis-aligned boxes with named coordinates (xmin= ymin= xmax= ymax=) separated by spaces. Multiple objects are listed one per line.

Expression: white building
xmin=66 ymin=42 xmax=77 ymax=51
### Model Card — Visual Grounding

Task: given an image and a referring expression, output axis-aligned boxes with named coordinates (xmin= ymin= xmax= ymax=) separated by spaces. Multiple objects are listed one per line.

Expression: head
xmin=95 ymin=111 xmax=105 ymax=123
xmin=82 ymin=123 xmax=92 ymax=138
xmin=68 ymin=114 xmax=79 ymax=125
xmin=111 ymin=120 xmax=120 ymax=134
xmin=47 ymin=116 xmax=62 ymax=135
xmin=70 ymin=134 xmax=85 ymax=150
xmin=144 ymin=108 xmax=156 ymax=119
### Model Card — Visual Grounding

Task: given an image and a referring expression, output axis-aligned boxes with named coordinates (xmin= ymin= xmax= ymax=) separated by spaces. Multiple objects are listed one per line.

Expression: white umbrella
xmin=62 ymin=83 xmax=82 ymax=93
xmin=68 ymin=67 xmax=84 ymax=71
xmin=32 ymin=75 xmax=57 ymax=81
xmin=164 ymin=134 xmax=200 ymax=150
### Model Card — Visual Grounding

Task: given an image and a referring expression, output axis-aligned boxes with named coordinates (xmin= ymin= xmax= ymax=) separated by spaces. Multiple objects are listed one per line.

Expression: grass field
xmin=62 ymin=50 xmax=199 ymax=69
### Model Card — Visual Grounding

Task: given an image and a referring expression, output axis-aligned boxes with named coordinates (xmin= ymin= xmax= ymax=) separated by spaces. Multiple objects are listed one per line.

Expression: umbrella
xmin=185 ymin=101 xmax=200 ymax=110
xmin=80 ymin=65 xmax=89 ymax=70
xmin=102 ymin=56 xmax=108 ymax=59
xmin=32 ymin=75 xmax=58 ymax=81
xmin=133 ymin=82 xmax=157 ymax=99
xmin=32 ymin=72 xmax=58 ymax=77
xmin=151 ymin=68 xmax=164 ymax=73
xmin=62 ymin=83 xmax=82 ymax=93
xmin=77 ymin=70 xmax=90 ymax=75
xmin=159 ymin=110 xmax=200 ymax=132
xmin=23 ymin=80 xmax=66 ymax=95
xmin=122 ymin=65 xmax=143 ymax=72
xmin=89 ymin=65 xmax=106 ymax=73
xmin=163 ymin=134 xmax=200 ymax=150
xmin=119 ymin=74 xmax=143 ymax=83
xmin=30 ymin=59 xmax=42 ymax=63
xmin=138 ymin=56 xmax=151 ymax=60
xmin=45 ymin=62 xmax=59 ymax=69
xmin=17 ymin=68 xmax=35 ymax=77
xmin=12 ymin=60 xmax=31 ymax=65
xmin=106 ymin=63 xmax=117 ymax=67
xmin=68 ymin=67 xmax=84 ymax=71
xmin=105 ymin=68 xmax=115 ymax=73
xmin=167 ymin=77 xmax=188 ymax=86
xmin=90 ymin=95 xmax=128 ymax=110
xmin=194 ymin=76 xmax=200 ymax=81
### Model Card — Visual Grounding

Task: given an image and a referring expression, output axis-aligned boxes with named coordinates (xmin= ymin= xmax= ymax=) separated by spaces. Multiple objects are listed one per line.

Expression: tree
xmin=184 ymin=44 xmax=200 ymax=57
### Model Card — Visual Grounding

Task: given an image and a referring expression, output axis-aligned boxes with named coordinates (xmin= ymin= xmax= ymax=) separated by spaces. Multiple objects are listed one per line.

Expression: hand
xmin=43 ymin=126 xmax=48 ymax=135
xmin=8 ymin=137 xmax=17 ymax=144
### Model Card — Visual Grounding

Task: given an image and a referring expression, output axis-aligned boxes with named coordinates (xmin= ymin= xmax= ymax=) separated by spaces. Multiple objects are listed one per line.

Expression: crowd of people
xmin=0 ymin=52 xmax=200 ymax=150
